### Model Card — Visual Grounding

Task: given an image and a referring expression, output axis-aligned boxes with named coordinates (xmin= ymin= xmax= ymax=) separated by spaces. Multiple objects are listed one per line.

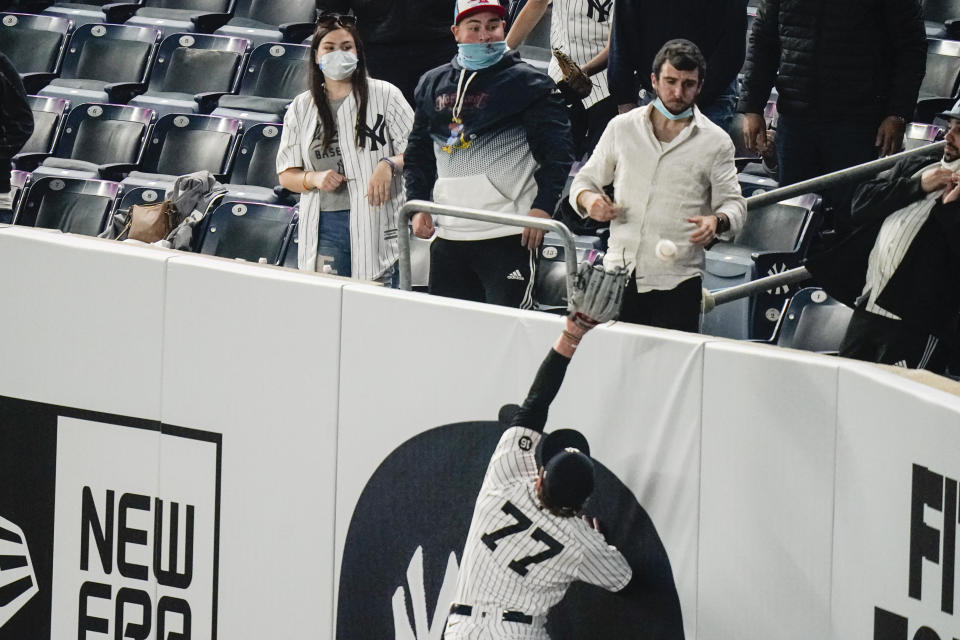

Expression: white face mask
xmin=319 ymin=50 xmax=359 ymax=81
xmin=942 ymin=155 xmax=960 ymax=172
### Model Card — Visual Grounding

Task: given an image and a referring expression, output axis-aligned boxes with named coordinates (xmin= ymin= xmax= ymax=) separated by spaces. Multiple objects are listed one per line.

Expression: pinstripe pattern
xmin=277 ymin=80 xmax=415 ymax=280
xmin=447 ymin=426 xmax=632 ymax=634
xmin=547 ymin=0 xmax=613 ymax=109
xmin=862 ymin=166 xmax=940 ymax=320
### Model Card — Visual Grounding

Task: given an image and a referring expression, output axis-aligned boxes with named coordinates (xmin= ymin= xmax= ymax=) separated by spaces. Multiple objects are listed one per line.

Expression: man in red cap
xmin=404 ymin=0 xmax=573 ymax=310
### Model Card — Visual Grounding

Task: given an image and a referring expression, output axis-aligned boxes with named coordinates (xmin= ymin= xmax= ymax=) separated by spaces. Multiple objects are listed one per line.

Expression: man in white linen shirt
xmin=569 ymin=38 xmax=745 ymax=332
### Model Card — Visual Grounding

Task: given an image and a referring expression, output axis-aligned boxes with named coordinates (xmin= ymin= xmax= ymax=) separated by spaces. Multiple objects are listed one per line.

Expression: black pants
xmin=839 ymin=308 xmax=947 ymax=373
xmin=619 ymin=275 xmax=702 ymax=333
xmin=365 ymin=39 xmax=457 ymax=106
xmin=429 ymin=235 xmax=536 ymax=309
xmin=567 ymin=96 xmax=618 ymax=158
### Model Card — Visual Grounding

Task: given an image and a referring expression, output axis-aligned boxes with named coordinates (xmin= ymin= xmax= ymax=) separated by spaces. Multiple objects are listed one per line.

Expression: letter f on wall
xmin=0 ymin=516 xmax=40 ymax=629
xmin=909 ymin=464 xmax=959 ymax=614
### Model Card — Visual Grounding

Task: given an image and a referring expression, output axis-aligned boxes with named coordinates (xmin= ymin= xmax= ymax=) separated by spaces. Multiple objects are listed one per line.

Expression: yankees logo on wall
xmin=0 ymin=396 xmax=221 ymax=640
xmin=337 ymin=413 xmax=684 ymax=640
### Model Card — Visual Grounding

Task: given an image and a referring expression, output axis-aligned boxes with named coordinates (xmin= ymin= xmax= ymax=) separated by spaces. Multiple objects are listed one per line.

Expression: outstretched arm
xmin=511 ymin=317 xmax=593 ymax=432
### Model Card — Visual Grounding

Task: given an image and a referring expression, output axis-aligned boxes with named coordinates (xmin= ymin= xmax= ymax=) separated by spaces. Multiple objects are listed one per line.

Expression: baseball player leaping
xmin=445 ymin=262 xmax=633 ymax=639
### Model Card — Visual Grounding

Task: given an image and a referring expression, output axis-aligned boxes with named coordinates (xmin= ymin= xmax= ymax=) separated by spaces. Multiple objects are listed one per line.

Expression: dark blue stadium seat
xmin=1 ymin=170 xmax=29 ymax=224
xmin=533 ymin=233 xmax=604 ymax=313
xmin=702 ymin=193 xmax=822 ymax=341
xmin=43 ymin=0 xmax=142 ymax=29
xmin=922 ymin=0 xmax=960 ymax=38
xmin=212 ymin=42 xmax=310 ymax=125
xmin=118 ymin=0 xmax=237 ymax=38
xmin=197 ymin=200 xmax=295 ymax=264
xmin=119 ymin=112 xmax=241 ymax=190
xmin=38 ymin=22 xmax=160 ymax=105
xmin=14 ymin=95 xmax=70 ymax=169
xmin=13 ymin=175 xmax=119 ymax=236
xmin=115 ymin=184 xmax=166 ymax=213
xmin=915 ymin=39 xmax=960 ymax=122
xmin=128 ymin=32 xmax=249 ymax=118
xmin=214 ymin=0 xmax=316 ymax=48
xmin=771 ymin=287 xmax=854 ymax=354
xmin=0 ymin=12 xmax=72 ymax=93
xmin=220 ymin=123 xmax=290 ymax=204
xmin=31 ymin=102 xmax=155 ymax=180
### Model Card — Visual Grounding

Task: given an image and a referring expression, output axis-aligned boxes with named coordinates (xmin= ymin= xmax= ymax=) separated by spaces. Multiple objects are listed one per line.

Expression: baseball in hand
xmin=655 ymin=238 xmax=678 ymax=262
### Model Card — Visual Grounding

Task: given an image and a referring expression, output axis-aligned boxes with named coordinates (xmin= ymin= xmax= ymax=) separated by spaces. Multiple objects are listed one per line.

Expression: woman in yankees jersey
xmin=445 ymin=316 xmax=632 ymax=639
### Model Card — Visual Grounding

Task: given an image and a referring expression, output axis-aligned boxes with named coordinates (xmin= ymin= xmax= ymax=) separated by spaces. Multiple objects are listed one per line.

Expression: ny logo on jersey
xmin=358 ymin=114 xmax=388 ymax=151
xmin=586 ymin=0 xmax=613 ymax=23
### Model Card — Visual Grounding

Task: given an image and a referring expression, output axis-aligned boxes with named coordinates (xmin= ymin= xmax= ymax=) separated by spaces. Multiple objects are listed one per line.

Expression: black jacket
xmin=404 ymin=51 xmax=573 ymax=214
xmin=0 ymin=51 xmax=33 ymax=192
xmin=739 ymin=0 xmax=927 ymax=119
xmin=805 ymin=151 xmax=960 ymax=341
xmin=318 ymin=0 xmax=456 ymax=44
xmin=607 ymin=0 xmax=747 ymax=108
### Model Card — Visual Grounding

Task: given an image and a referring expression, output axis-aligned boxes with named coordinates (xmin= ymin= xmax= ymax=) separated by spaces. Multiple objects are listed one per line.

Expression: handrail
xmin=745 ymin=141 xmax=945 ymax=210
xmin=704 ymin=266 xmax=812 ymax=311
xmin=397 ymin=200 xmax=579 ymax=300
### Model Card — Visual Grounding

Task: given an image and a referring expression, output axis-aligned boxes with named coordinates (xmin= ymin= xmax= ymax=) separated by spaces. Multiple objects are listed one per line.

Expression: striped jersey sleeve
xmin=481 ymin=426 xmax=542 ymax=492
xmin=575 ymin=529 xmax=633 ymax=592
xmin=276 ymin=93 xmax=309 ymax=174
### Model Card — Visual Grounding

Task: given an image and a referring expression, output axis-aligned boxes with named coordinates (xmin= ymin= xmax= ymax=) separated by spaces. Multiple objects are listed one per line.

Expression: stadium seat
xmin=30 ymin=102 xmax=155 ymax=179
xmin=214 ymin=0 xmax=316 ymax=48
xmin=115 ymin=184 xmax=166 ymax=212
xmin=13 ymin=175 xmax=119 ymax=236
xmin=197 ymin=200 xmax=295 ymax=264
xmin=42 ymin=0 xmax=142 ymax=29
xmin=922 ymin=0 xmax=960 ymax=38
xmin=0 ymin=12 xmax=71 ymax=93
xmin=14 ymin=95 xmax=70 ymax=169
xmin=281 ymin=215 xmax=298 ymax=268
xmin=1 ymin=170 xmax=29 ymax=224
xmin=701 ymin=193 xmax=822 ymax=341
xmin=771 ymin=287 xmax=854 ymax=354
xmin=737 ymin=173 xmax=778 ymax=197
xmin=128 ymin=32 xmax=249 ymax=118
xmin=220 ymin=123 xmax=289 ymax=204
xmin=915 ymin=39 xmax=960 ymax=122
xmin=212 ymin=42 xmax=310 ymax=125
xmin=38 ymin=23 xmax=160 ymax=105
xmin=903 ymin=122 xmax=944 ymax=149
xmin=117 ymin=0 xmax=237 ymax=38
xmin=119 ymin=112 xmax=241 ymax=190
xmin=533 ymin=233 xmax=604 ymax=313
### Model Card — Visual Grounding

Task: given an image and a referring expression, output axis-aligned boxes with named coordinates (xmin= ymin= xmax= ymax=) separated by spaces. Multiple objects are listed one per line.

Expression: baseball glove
xmin=567 ymin=255 xmax=629 ymax=328
xmin=553 ymin=48 xmax=592 ymax=99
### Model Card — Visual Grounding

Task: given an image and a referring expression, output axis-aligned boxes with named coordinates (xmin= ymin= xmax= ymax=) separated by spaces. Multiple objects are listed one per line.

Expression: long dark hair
xmin=309 ymin=20 xmax=370 ymax=150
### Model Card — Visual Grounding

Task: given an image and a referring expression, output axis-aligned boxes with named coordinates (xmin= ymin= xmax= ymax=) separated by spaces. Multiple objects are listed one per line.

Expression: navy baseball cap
xmin=540 ymin=429 xmax=594 ymax=511
xmin=454 ymin=0 xmax=506 ymax=24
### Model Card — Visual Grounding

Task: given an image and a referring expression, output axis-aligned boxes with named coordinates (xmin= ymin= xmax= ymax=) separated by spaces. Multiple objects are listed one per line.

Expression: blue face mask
xmin=457 ymin=41 xmax=508 ymax=70
xmin=652 ymin=97 xmax=694 ymax=121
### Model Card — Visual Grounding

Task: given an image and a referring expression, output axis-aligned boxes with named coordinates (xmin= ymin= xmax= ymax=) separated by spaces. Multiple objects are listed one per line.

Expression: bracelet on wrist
xmin=301 ymin=171 xmax=312 ymax=192
xmin=379 ymin=157 xmax=398 ymax=175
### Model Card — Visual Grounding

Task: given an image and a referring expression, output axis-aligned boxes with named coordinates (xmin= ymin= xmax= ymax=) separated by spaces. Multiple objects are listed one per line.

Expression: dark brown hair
xmin=309 ymin=20 xmax=371 ymax=150
xmin=652 ymin=38 xmax=707 ymax=82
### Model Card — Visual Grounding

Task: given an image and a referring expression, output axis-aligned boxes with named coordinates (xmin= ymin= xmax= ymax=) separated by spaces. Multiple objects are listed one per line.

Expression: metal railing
xmin=745 ymin=141 xmax=944 ymax=210
xmin=397 ymin=200 xmax=579 ymax=296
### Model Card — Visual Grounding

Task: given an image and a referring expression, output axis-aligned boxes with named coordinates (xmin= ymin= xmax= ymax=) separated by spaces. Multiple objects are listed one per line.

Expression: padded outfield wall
xmin=0 ymin=225 xmax=958 ymax=640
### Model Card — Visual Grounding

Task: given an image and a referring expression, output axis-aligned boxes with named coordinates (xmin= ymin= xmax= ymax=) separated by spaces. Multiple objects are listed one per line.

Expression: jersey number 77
xmin=480 ymin=500 xmax=565 ymax=576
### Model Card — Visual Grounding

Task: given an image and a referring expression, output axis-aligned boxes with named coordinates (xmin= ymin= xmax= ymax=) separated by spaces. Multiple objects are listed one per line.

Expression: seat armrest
xmin=274 ymin=185 xmax=298 ymax=205
xmin=915 ymin=97 xmax=956 ymax=124
xmin=279 ymin=22 xmax=316 ymax=43
xmin=194 ymin=91 xmax=230 ymax=113
xmin=102 ymin=2 xmax=142 ymax=23
xmin=213 ymin=173 xmax=229 ymax=183
xmin=20 ymin=72 xmax=58 ymax=94
xmin=12 ymin=152 xmax=52 ymax=172
xmin=104 ymin=81 xmax=147 ymax=103
xmin=191 ymin=12 xmax=234 ymax=33
xmin=98 ymin=162 xmax=140 ymax=181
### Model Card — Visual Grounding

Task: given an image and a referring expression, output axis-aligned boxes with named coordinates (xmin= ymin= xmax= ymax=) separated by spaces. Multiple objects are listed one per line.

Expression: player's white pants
xmin=444 ymin=617 xmax=550 ymax=640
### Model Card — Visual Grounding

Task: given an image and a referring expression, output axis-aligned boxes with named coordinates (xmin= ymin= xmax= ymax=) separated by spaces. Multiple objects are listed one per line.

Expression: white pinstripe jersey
xmin=450 ymin=426 xmax=632 ymax=620
xmin=547 ymin=0 xmax=614 ymax=109
xmin=276 ymin=80 xmax=414 ymax=280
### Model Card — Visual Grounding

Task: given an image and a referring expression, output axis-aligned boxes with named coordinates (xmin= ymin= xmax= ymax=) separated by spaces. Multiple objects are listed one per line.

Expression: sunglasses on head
xmin=317 ymin=12 xmax=358 ymax=28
